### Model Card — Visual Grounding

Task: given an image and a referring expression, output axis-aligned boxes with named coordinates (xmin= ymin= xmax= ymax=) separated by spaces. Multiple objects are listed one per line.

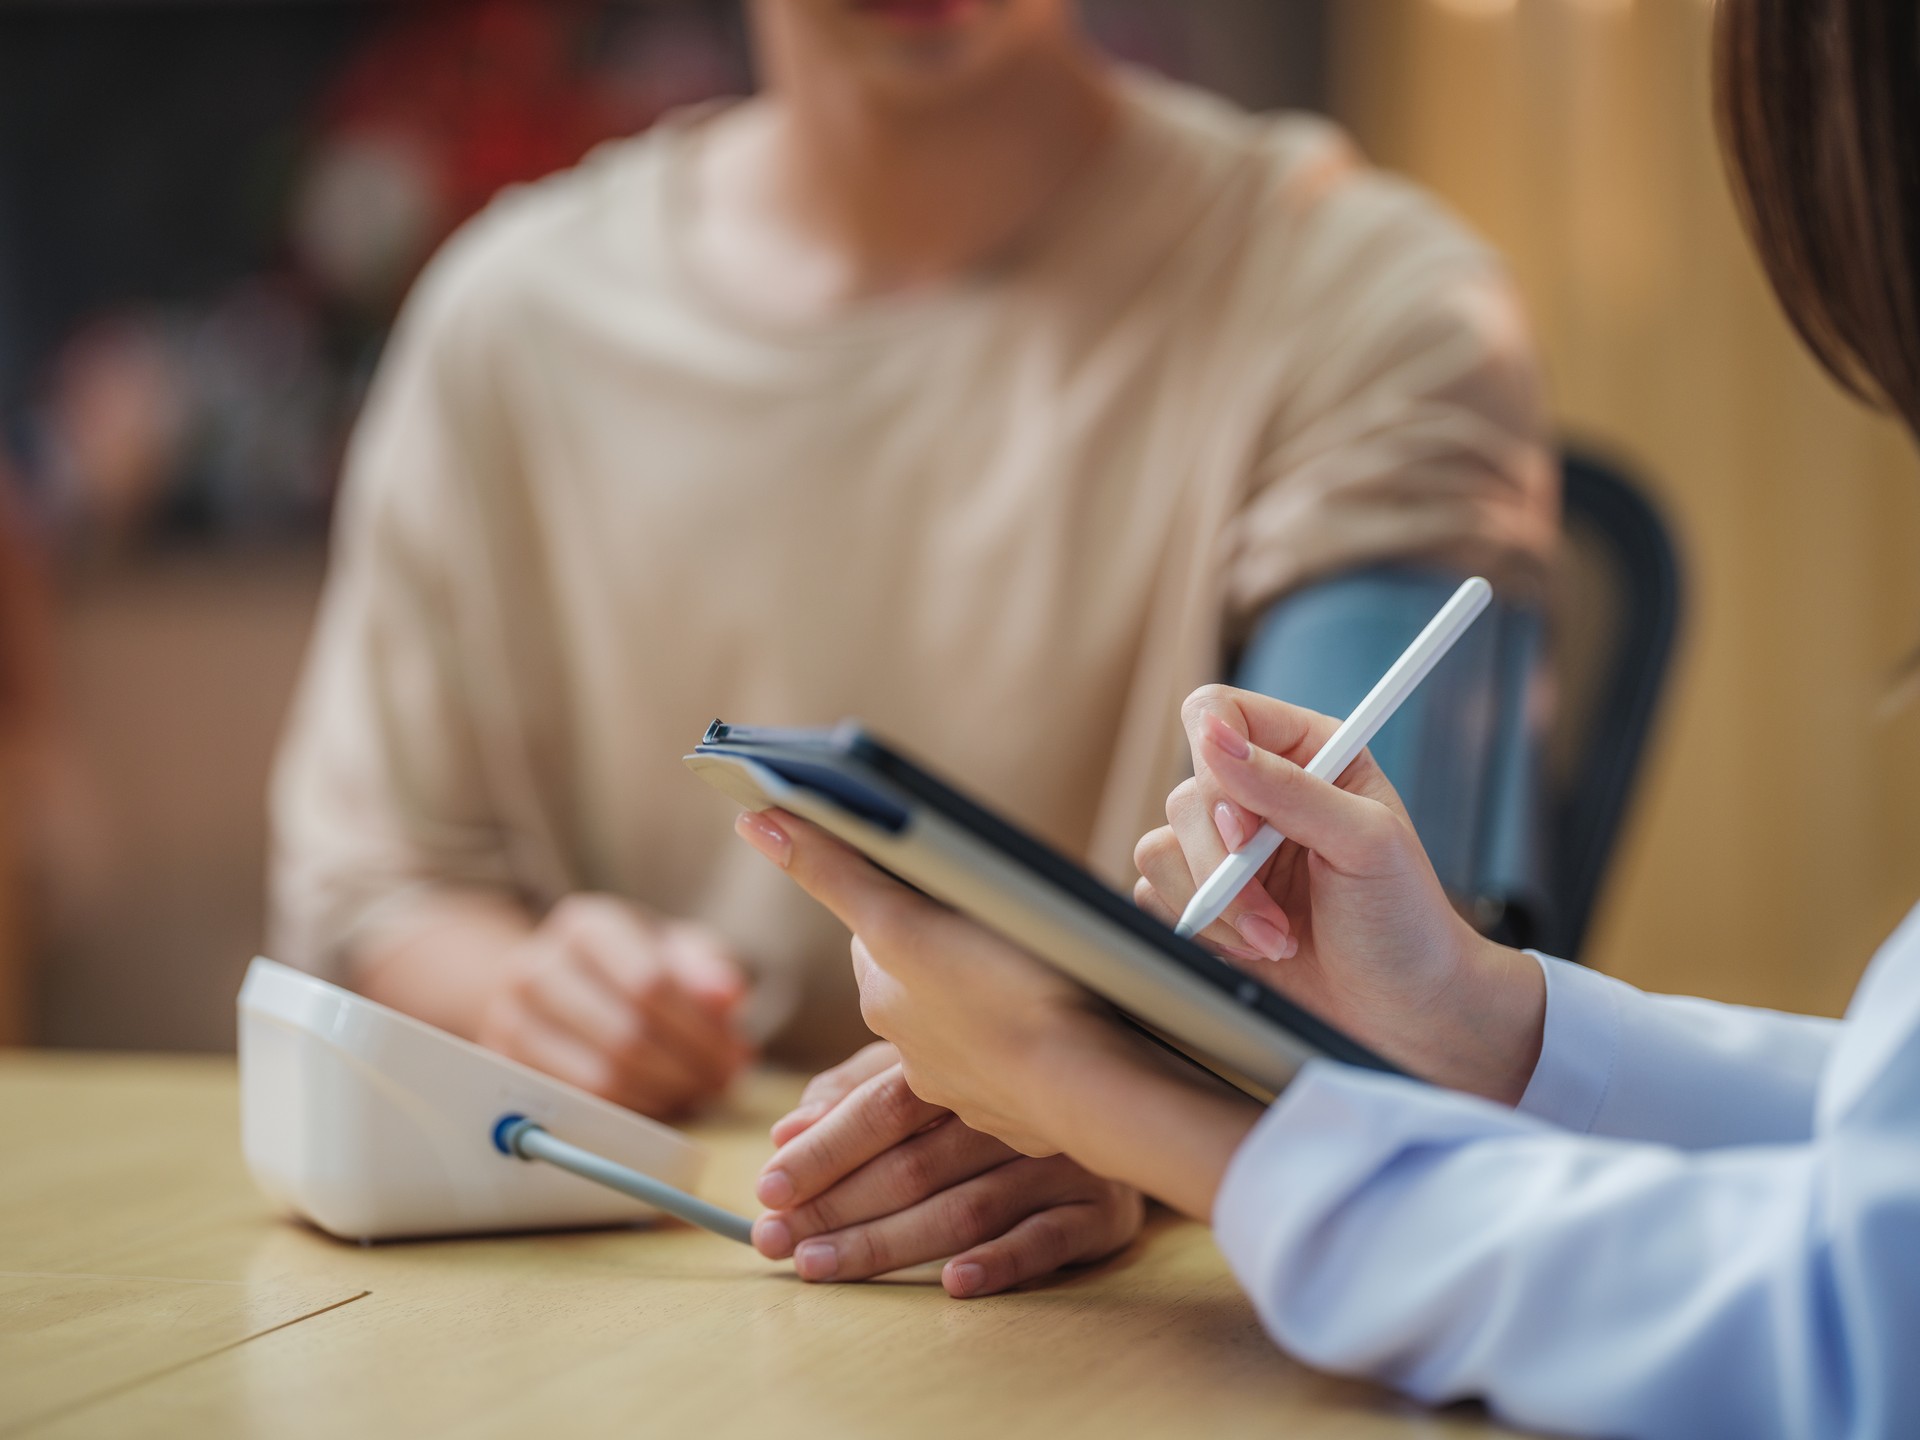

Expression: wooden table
xmin=0 ymin=1052 xmax=1522 ymax=1439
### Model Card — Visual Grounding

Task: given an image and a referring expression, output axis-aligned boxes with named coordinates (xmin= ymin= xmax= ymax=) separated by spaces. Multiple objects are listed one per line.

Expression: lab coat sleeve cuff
xmin=1211 ymin=1059 xmax=1544 ymax=1350
xmin=1212 ymin=1062 xmax=1356 ymax=1310
xmin=1514 ymin=950 xmax=1622 ymax=1133
xmin=1212 ymin=1073 xmax=1310 ymax=1287
xmin=1211 ymin=1061 xmax=1491 ymax=1284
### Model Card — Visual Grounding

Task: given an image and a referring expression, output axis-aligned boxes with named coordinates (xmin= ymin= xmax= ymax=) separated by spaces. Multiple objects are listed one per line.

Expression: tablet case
xmin=686 ymin=721 xmax=1403 ymax=1098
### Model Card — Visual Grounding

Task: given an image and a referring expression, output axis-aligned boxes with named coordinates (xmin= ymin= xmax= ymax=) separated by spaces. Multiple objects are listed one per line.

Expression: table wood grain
xmin=0 ymin=1052 xmax=1525 ymax=1439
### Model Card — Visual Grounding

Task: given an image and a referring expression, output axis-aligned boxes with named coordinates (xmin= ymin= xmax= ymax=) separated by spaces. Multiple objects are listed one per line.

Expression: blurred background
xmin=2 ymin=0 xmax=1916 ymax=1054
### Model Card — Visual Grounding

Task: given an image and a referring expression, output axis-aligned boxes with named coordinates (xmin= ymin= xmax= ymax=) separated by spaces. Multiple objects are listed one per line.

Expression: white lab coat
xmin=1213 ymin=906 xmax=1920 ymax=1439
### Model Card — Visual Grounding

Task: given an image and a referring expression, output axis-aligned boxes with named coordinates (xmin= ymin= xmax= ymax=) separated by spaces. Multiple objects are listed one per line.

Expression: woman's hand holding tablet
xmin=734 ymin=807 xmax=1264 ymax=1223
xmin=689 ymin=719 xmax=1404 ymax=1095
xmin=729 ymin=686 xmax=1552 ymax=1221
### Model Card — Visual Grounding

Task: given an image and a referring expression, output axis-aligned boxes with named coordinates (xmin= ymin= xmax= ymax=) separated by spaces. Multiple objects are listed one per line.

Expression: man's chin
xmin=834 ymin=0 xmax=1015 ymax=100
xmin=845 ymin=42 xmax=1016 ymax=114
xmin=849 ymin=0 xmax=996 ymax=36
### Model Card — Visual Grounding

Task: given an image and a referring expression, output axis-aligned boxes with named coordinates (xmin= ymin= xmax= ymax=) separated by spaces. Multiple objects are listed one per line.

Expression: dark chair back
xmin=1537 ymin=450 xmax=1684 ymax=960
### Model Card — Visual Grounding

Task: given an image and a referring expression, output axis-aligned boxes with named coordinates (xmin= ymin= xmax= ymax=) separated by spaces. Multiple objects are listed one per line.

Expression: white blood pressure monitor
xmin=237 ymin=958 xmax=706 ymax=1242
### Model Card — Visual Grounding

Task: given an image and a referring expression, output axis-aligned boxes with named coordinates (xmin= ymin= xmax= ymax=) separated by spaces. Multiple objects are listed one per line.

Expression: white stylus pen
xmin=1173 ymin=575 xmax=1494 ymax=940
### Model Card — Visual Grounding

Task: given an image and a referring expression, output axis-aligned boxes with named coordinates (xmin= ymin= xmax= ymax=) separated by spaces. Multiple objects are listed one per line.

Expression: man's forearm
xmin=351 ymin=889 xmax=534 ymax=1039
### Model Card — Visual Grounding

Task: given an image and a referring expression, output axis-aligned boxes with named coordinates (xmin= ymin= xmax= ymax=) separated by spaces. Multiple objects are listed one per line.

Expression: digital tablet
xmin=684 ymin=720 xmax=1405 ymax=1099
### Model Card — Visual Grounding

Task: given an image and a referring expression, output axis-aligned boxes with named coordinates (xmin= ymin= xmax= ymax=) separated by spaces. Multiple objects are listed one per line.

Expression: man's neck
xmin=775 ymin=47 xmax=1118 ymax=290
xmin=689 ymin=41 xmax=1119 ymax=319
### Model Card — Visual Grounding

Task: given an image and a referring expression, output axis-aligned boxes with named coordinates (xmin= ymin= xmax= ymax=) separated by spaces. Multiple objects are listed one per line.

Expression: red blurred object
xmin=319 ymin=0 xmax=633 ymax=245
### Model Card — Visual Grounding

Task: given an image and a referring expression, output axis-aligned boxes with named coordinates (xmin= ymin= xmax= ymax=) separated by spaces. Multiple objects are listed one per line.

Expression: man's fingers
xmin=779 ymin=1156 xmax=1090 ymax=1284
xmin=572 ymin=932 xmax=742 ymax=1090
xmin=490 ymin=896 xmax=744 ymax=1118
xmin=517 ymin=945 xmax=641 ymax=1057
xmin=632 ymin=978 xmax=745 ymax=1088
xmin=514 ymin=951 xmax=705 ymax=1099
xmin=493 ymin=1008 xmax=605 ymax=1094
xmin=799 ymin=1041 xmax=899 ymax=1109
xmin=662 ymin=923 xmax=749 ymax=1011
xmin=773 ymin=1042 xmax=901 ymax=1145
xmin=522 ymin=963 xmax=711 ymax=1106
xmin=500 ymin=1011 xmax=675 ymax=1117
xmin=943 ymin=1185 xmax=1145 ymax=1298
xmin=756 ymin=1063 xmax=945 ymax=1209
xmin=753 ymin=1116 xmax=1017 ymax=1258
xmin=769 ymin=1104 xmax=832 ymax=1148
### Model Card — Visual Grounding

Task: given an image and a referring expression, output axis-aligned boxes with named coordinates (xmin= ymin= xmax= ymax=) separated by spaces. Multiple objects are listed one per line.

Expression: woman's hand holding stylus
xmin=1133 ymin=687 xmax=1545 ymax=1104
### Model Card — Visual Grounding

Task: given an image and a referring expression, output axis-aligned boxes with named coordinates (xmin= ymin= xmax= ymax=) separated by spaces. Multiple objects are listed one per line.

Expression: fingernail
xmin=735 ymin=811 xmax=792 ymax=867
xmin=1213 ymin=802 xmax=1247 ymax=852
xmin=949 ymin=1262 xmax=988 ymax=1297
xmin=756 ymin=1168 xmax=796 ymax=1208
xmin=754 ymin=1216 xmax=793 ymax=1257
xmin=1202 ymin=713 xmax=1252 ymax=762
xmin=794 ymin=1240 xmax=839 ymax=1281
xmin=1237 ymin=913 xmax=1290 ymax=962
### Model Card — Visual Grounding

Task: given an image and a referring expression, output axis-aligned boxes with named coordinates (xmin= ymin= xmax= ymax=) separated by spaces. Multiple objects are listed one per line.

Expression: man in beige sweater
xmin=272 ymin=0 xmax=1555 ymax=1294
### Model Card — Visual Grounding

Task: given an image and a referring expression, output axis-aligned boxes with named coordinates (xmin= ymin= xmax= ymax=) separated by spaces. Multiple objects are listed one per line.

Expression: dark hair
xmin=1715 ymin=0 xmax=1920 ymax=439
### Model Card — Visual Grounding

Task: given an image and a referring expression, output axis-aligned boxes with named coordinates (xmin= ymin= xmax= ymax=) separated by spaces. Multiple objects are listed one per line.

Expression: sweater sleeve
xmin=267 ymin=225 xmax=525 ymax=980
xmin=1222 ymin=138 xmax=1558 ymax=620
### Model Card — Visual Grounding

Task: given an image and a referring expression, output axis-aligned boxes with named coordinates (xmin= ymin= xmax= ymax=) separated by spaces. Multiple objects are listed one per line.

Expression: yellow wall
xmin=1331 ymin=0 xmax=1920 ymax=1015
